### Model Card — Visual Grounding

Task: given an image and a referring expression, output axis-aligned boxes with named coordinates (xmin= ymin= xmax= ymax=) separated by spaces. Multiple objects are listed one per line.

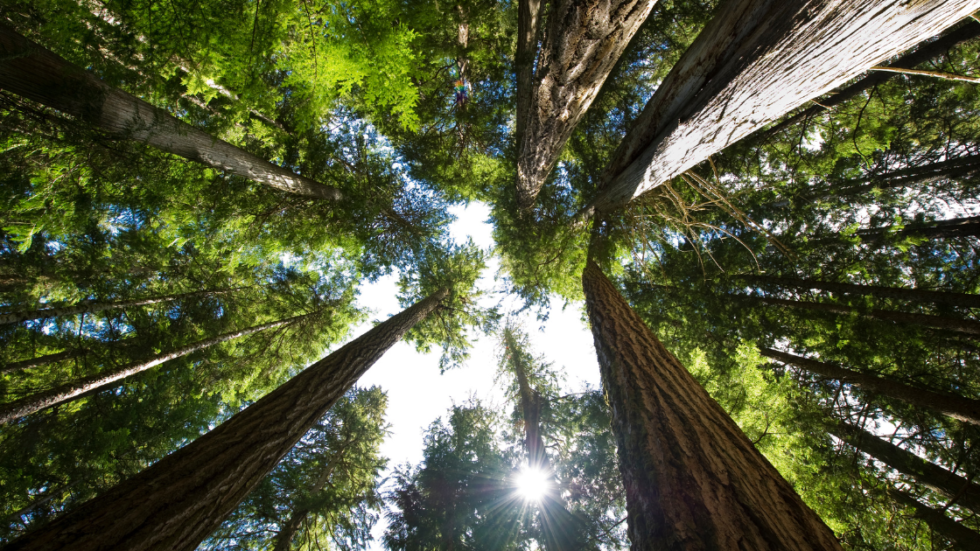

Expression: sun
xmin=516 ymin=466 xmax=551 ymax=502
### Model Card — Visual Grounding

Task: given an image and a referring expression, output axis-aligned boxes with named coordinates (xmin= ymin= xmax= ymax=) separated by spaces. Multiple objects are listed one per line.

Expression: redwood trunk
xmin=0 ymin=316 xmax=302 ymax=425
xmin=0 ymin=288 xmax=232 ymax=326
xmin=1 ymin=349 xmax=86 ymax=375
xmin=760 ymin=348 xmax=980 ymax=425
xmin=515 ymin=0 xmax=658 ymax=210
xmin=830 ymin=423 xmax=980 ymax=513
xmin=739 ymin=274 xmax=980 ymax=309
xmin=5 ymin=288 xmax=447 ymax=551
xmin=581 ymin=0 xmax=979 ymax=216
xmin=887 ymin=489 xmax=980 ymax=551
xmin=0 ymin=25 xmax=341 ymax=201
xmin=581 ymin=260 xmax=841 ymax=550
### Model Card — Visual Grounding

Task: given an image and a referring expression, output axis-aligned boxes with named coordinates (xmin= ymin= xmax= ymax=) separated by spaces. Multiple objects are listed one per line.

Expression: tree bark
xmin=761 ymin=22 xmax=980 ymax=140
xmin=760 ymin=348 xmax=980 ymax=425
xmin=1 ymin=349 xmax=87 ymax=375
xmin=580 ymin=0 xmax=979 ymax=217
xmin=830 ymin=422 xmax=980 ymax=514
xmin=0 ymin=288 xmax=233 ymax=326
xmin=738 ymin=274 xmax=980 ymax=309
xmin=515 ymin=0 xmax=543 ymax=147
xmin=887 ymin=488 xmax=980 ymax=551
xmin=0 ymin=315 xmax=303 ymax=425
xmin=0 ymin=24 xmax=341 ymax=201
xmin=581 ymin=260 xmax=841 ymax=550
xmin=5 ymin=288 xmax=447 ymax=551
xmin=515 ymin=0 xmax=658 ymax=211
xmin=754 ymin=296 xmax=980 ymax=337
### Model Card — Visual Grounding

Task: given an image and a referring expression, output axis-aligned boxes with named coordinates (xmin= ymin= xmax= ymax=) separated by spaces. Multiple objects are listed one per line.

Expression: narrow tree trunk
xmin=0 ymin=24 xmax=341 ymax=201
xmin=830 ymin=422 xmax=980 ymax=514
xmin=515 ymin=0 xmax=658 ymax=211
xmin=857 ymin=216 xmax=980 ymax=242
xmin=813 ymin=154 xmax=980 ymax=199
xmin=762 ymin=22 xmax=980 ymax=140
xmin=5 ymin=288 xmax=447 ymax=551
xmin=1 ymin=349 xmax=87 ymax=375
xmin=738 ymin=274 xmax=980 ymax=309
xmin=515 ymin=0 xmax=543 ymax=146
xmin=271 ymin=452 xmax=344 ymax=551
xmin=0 ymin=288 xmax=233 ymax=326
xmin=581 ymin=260 xmax=841 ymax=550
xmin=0 ymin=315 xmax=303 ymax=425
xmin=887 ymin=488 xmax=980 ymax=551
xmin=503 ymin=328 xmax=547 ymax=467
xmin=760 ymin=348 xmax=980 ymax=425
xmin=580 ymin=0 xmax=978 ymax=217
xmin=754 ymin=296 xmax=980 ymax=337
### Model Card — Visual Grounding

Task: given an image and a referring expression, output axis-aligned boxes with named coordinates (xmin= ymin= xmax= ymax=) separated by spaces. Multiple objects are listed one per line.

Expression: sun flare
xmin=516 ymin=466 xmax=551 ymax=501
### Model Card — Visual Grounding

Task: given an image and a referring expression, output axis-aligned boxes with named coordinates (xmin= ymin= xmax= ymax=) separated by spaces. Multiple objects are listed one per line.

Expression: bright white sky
xmin=346 ymin=202 xmax=602 ymax=548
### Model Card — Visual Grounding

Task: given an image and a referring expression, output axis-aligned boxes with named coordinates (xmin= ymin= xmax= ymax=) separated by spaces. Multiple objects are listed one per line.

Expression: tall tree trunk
xmin=830 ymin=422 xmax=980 ymax=514
xmin=762 ymin=22 xmax=980 ymax=140
xmin=887 ymin=488 xmax=980 ymax=551
xmin=0 ymin=288 xmax=233 ymax=326
xmin=738 ymin=274 xmax=980 ymax=309
xmin=581 ymin=260 xmax=841 ymax=550
xmin=813 ymin=154 xmax=980 ymax=199
xmin=271 ymin=451 xmax=345 ymax=551
xmin=5 ymin=288 xmax=447 ymax=551
xmin=857 ymin=216 xmax=980 ymax=242
xmin=515 ymin=0 xmax=543 ymax=147
xmin=579 ymin=0 xmax=978 ymax=217
xmin=0 ymin=24 xmax=341 ymax=201
xmin=0 ymin=315 xmax=304 ymax=425
xmin=515 ymin=0 xmax=658 ymax=211
xmin=760 ymin=348 xmax=980 ymax=425
xmin=1 ymin=349 xmax=87 ymax=375
xmin=754 ymin=296 xmax=980 ymax=337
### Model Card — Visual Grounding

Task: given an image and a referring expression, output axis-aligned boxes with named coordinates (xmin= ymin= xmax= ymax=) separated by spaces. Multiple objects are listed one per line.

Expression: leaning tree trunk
xmin=887 ymin=488 xmax=980 ymax=551
xmin=0 ymin=315 xmax=303 ymax=425
xmin=5 ymin=288 xmax=447 ymax=551
xmin=271 ymin=451 xmax=344 ymax=551
xmin=760 ymin=348 xmax=980 ymax=425
xmin=581 ymin=260 xmax=841 ymax=550
xmin=738 ymin=274 xmax=980 ymax=309
xmin=515 ymin=0 xmax=658 ymax=211
xmin=0 ymin=24 xmax=341 ymax=201
xmin=1 ymin=349 xmax=87 ymax=375
xmin=830 ymin=422 xmax=980 ymax=514
xmin=820 ymin=154 xmax=980 ymax=199
xmin=0 ymin=288 xmax=233 ymax=326
xmin=579 ymin=0 xmax=979 ymax=217
xmin=857 ymin=216 xmax=980 ymax=242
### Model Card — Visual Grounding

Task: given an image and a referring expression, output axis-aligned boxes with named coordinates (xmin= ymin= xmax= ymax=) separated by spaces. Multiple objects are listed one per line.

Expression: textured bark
xmin=887 ymin=489 xmax=980 ymax=551
xmin=0 ymin=316 xmax=302 ymax=425
xmin=5 ymin=288 xmax=447 ymax=551
xmin=0 ymin=349 xmax=87 ymax=375
xmin=0 ymin=288 xmax=232 ymax=326
xmin=0 ymin=24 xmax=341 ymax=200
xmin=515 ymin=0 xmax=543 ymax=146
xmin=830 ymin=423 xmax=980 ymax=514
xmin=760 ymin=348 xmax=980 ymax=425
xmin=515 ymin=0 xmax=658 ymax=211
xmin=582 ymin=0 xmax=980 ymax=216
xmin=761 ymin=22 xmax=980 ymax=140
xmin=581 ymin=260 xmax=841 ymax=550
xmin=755 ymin=296 xmax=980 ymax=337
xmin=738 ymin=274 xmax=980 ymax=309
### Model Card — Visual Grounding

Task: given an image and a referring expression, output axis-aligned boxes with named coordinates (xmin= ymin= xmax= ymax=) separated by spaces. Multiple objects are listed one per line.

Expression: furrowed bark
xmin=5 ymin=288 xmax=447 ymax=551
xmin=830 ymin=422 xmax=980 ymax=514
xmin=0 ymin=288 xmax=233 ymax=326
xmin=515 ymin=0 xmax=658 ymax=211
xmin=0 ymin=316 xmax=302 ymax=425
xmin=1 ymin=349 xmax=87 ymax=375
xmin=0 ymin=24 xmax=341 ymax=200
xmin=582 ymin=260 xmax=841 ymax=550
xmin=887 ymin=489 xmax=980 ymax=551
xmin=760 ymin=348 xmax=980 ymax=425
xmin=738 ymin=274 xmax=980 ymax=309
xmin=581 ymin=0 xmax=980 ymax=216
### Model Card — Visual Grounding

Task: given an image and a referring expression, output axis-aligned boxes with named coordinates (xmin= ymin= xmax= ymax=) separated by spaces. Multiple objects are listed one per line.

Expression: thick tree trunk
xmin=762 ymin=22 xmax=980 ymax=140
xmin=0 ymin=288 xmax=232 ymax=326
xmin=760 ymin=348 xmax=980 ymax=425
xmin=1 ymin=349 xmax=87 ymax=375
xmin=515 ymin=0 xmax=658 ymax=211
xmin=830 ymin=422 xmax=980 ymax=514
xmin=580 ymin=0 xmax=979 ymax=216
xmin=887 ymin=489 xmax=980 ymax=551
xmin=5 ymin=288 xmax=447 ymax=551
xmin=581 ymin=260 xmax=841 ymax=550
xmin=515 ymin=0 xmax=543 ymax=147
xmin=754 ymin=296 xmax=980 ymax=337
xmin=738 ymin=274 xmax=980 ymax=309
xmin=0 ymin=315 xmax=302 ymax=425
xmin=0 ymin=24 xmax=341 ymax=201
